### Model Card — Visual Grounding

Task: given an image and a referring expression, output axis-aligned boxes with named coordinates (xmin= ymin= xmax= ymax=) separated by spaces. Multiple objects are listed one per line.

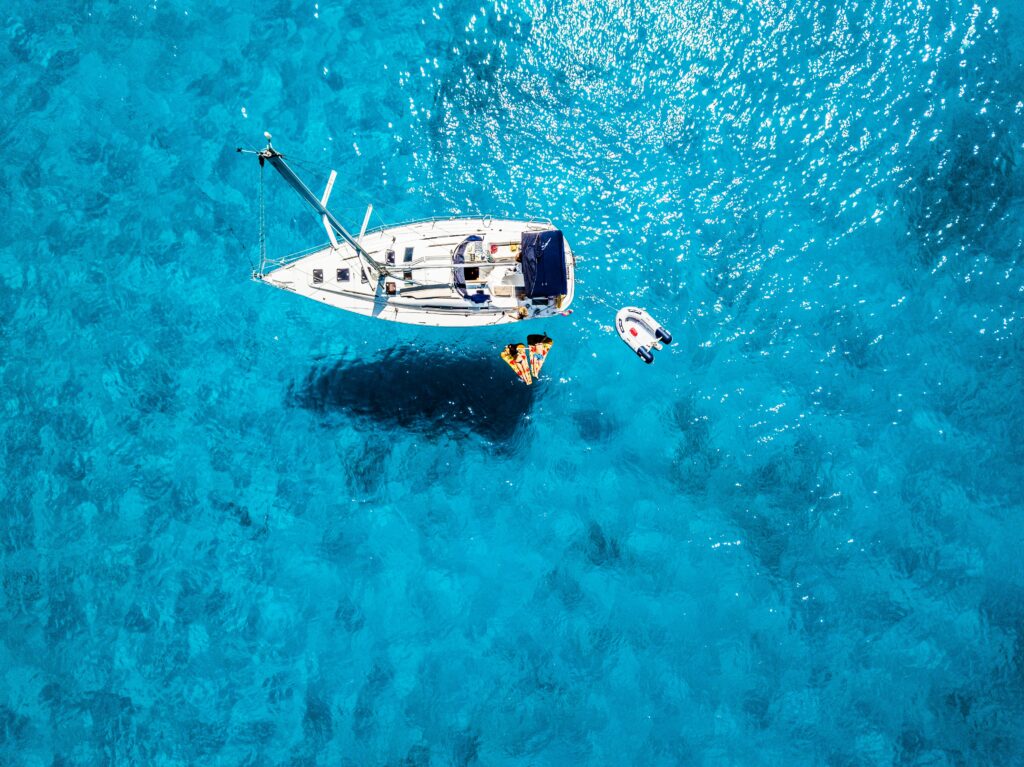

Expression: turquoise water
xmin=3 ymin=0 xmax=1024 ymax=764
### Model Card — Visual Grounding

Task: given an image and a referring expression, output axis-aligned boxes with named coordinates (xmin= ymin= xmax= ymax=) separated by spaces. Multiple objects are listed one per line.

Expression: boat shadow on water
xmin=291 ymin=345 xmax=535 ymax=442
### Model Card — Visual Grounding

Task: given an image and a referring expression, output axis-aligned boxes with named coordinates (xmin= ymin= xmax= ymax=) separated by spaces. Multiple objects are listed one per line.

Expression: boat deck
xmin=258 ymin=217 xmax=575 ymax=327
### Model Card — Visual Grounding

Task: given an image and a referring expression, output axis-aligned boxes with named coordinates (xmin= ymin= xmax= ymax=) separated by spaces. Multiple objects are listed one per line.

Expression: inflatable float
xmin=501 ymin=343 xmax=533 ymax=385
xmin=527 ymin=334 xmax=553 ymax=378
xmin=615 ymin=307 xmax=672 ymax=364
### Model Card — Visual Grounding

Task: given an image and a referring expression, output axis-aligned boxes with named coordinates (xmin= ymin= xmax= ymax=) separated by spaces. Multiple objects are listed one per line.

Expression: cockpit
xmin=453 ymin=235 xmax=487 ymax=299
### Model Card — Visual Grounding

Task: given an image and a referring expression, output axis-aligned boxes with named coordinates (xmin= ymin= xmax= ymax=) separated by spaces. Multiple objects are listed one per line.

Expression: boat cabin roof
xmin=521 ymin=230 xmax=567 ymax=298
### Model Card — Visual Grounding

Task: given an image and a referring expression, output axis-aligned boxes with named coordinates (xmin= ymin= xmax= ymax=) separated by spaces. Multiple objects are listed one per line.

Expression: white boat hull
xmin=257 ymin=217 xmax=576 ymax=327
xmin=615 ymin=306 xmax=673 ymax=363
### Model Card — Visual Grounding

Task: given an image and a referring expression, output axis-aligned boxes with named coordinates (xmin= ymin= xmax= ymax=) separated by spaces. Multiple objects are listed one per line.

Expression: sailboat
xmin=239 ymin=134 xmax=576 ymax=328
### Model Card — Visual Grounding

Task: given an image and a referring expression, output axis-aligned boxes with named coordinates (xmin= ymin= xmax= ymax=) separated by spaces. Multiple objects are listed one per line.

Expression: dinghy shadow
xmin=292 ymin=345 xmax=535 ymax=442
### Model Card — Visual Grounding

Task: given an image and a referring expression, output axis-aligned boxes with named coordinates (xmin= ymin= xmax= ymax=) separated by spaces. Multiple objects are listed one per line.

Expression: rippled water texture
xmin=3 ymin=0 xmax=1024 ymax=764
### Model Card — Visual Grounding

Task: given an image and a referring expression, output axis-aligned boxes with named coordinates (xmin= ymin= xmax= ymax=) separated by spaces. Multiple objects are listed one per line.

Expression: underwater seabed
xmin=3 ymin=0 xmax=1024 ymax=763
xmin=276 ymin=296 xmax=687 ymax=439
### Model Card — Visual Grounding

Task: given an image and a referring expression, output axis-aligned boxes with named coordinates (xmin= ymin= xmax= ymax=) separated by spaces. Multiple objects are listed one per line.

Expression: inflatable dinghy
xmin=616 ymin=307 xmax=672 ymax=364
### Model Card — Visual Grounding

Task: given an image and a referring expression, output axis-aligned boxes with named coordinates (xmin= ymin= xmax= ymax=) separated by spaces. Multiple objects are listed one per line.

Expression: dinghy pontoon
xmin=239 ymin=134 xmax=576 ymax=328
xmin=616 ymin=306 xmax=672 ymax=363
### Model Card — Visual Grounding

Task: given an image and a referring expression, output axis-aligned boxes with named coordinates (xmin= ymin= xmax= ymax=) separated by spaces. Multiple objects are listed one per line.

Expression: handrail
xmin=260 ymin=242 xmax=333 ymax=271
xmin=259 ymin=214 xmax=556 ymax=273
xmin=362 ymin=212 xmax=554 ymax=236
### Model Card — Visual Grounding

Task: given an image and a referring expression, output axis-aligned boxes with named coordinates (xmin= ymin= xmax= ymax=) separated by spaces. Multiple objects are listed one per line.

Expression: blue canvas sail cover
xmin=521 ymin=230 xmax=567 ymax=298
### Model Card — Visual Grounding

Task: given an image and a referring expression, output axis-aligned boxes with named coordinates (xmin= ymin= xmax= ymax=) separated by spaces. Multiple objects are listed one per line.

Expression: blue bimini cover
xmin=521 ymin=230 xmax=567 ymax=298
xmin=453 ymin=235 xmax=483 ymax=298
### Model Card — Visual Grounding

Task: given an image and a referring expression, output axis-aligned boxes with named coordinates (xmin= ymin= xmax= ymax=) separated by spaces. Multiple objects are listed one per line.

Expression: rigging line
xmin=286 ymin=152 xmax=356 ymax=181
xmin=280 ymin=153 xmax=380 ymax=212
xmin=225 ymin=223 xmax=256 ymax=273
xmin=261 ymin=148 xmax=380 ymax=225
xmin=287 ymin=155 xmax=323 ymax=176
xmin=275 ymin=162 xmax=375 ymax=235
xmin=259 ymin=161 xmax=267 ymax=274
xmin=371 ymin=206 xmax=391 ymax=233
xmin=232 ymin=133 xmax=263 ymax=158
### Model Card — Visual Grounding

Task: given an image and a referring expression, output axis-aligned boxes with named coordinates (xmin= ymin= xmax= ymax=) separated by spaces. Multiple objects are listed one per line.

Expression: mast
xmin=239 ymin=133 xmax=388 ymax=278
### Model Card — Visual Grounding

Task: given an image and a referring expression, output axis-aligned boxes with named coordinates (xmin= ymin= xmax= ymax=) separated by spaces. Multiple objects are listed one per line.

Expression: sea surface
xmin=3 ymin=0 xmax=1024 ymax=764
